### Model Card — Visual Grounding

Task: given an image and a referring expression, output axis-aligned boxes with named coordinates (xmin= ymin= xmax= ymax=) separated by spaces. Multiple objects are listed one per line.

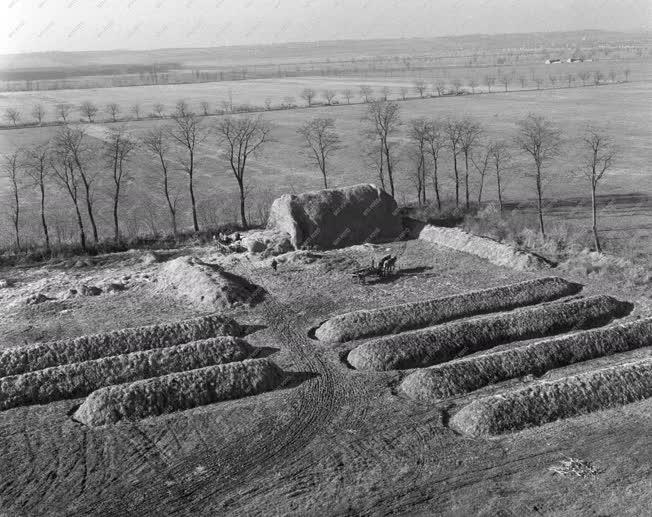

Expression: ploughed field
xmin=0 ymin=237 xmax=650 ymax=515
xmin=1 ymin=81 xmax=651 ymax=256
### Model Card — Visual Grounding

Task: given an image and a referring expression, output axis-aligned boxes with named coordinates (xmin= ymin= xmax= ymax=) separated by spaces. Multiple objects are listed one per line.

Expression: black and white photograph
xmin=0 ymin=0 xmax=650 ymax=514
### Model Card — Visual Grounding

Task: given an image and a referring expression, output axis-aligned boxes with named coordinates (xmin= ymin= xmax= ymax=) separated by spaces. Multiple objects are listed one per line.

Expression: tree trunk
xmin=432 ymin=159 xmax=441 ymax=210
xmin=384 ymin=139 xmax=395 ymax=198
xmin=477 ymin=175 xmax=485 ymax=204
xmin=73 ymin=201 xmax=87 ymax=251
xmin=39 ymin=183 xmax=50 ymax=252
xmin=238 ymin=180 xmax=248 ymax=229
xmin=12 ymin=186 xmax=20 ymax=251
xmin=591 ymin=182 xmax=601 ymax=252
xmin=536 ymin=167 xmax=545 ymax=237
xmin=113 ymin=185 xmax=120 ymax=242
xmin=189 ymin=171 xmax=199 ymax=232
xmin=464 ymin=152 xmax=470 ymax=209
xmin=79 ymin=176 xmax=98 ymax=243
xmin=453 ymin=152 xmax=459 ymax=207
xmin=496 ymin=167 xmax=503 ymax=214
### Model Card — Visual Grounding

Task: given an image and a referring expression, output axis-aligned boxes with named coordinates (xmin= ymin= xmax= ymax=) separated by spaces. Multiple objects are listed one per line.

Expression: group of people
xmin=215 ymin=231 xmax=241 ymax=245
xmin=372 ymin=254 xmax=398 ymax=276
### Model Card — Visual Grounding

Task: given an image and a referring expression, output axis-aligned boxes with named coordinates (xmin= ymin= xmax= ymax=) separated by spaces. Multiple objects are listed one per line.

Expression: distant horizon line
xmin=1 ymin=27 xmax=650 ymax=59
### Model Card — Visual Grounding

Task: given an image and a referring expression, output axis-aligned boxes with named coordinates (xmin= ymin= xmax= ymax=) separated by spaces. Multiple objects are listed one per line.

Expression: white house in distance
xmin=545 ymin=58 xmax=562 ymax=64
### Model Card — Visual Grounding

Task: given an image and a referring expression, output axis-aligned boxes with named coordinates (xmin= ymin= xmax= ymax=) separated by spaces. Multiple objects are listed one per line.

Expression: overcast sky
xmin=1 ymin=0 xmax=650 ymax=55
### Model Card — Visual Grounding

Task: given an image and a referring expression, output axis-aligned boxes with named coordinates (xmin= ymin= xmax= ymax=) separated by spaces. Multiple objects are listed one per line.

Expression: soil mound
xmin=0 ymin=314 xmax=243 ymax=377
xmin=74 ymin=358 xmax=284 ymax=426
xmin=0 ymin=337 xmax=255 ymax=411
xmin=347 ymin=295 xmax=632 ymax=371
xmin=158 ymin=256 xmax=265 ymax=308
xmin=418 ymin=225 xmax=550 ymax=271
xmin=267 ymin=183 xmax=403 ymax=250
xmin=451 ymin=358 xmax=652 ymax=436
xmin=401 ymin=317 xmax=652 ymax=402
xmin=315 ymin=277 xmax=581 ymax=342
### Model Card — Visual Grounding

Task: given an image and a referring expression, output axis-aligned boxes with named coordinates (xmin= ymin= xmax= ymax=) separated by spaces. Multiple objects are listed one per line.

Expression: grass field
xmin=1 ymin=79 xmax=651 ymax=255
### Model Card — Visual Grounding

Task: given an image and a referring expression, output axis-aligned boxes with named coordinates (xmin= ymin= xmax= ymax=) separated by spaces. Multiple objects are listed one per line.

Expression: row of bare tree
xmin=3 ymin=66 xmax=630 ymax=128
xmin=2 ymin=101 xmax=617 ymax=255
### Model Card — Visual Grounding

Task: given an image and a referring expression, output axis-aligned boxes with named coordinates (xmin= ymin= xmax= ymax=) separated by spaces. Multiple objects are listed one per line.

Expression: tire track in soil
xmin=102 ymin=268 xmax=357 ymax=515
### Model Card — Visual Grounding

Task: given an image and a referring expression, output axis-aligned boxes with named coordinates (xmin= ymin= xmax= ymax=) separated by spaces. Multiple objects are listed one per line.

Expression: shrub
xmin=315 ymin=276 xmax=581 ymax=342
xmin=401 ymin=318 xmax=652 ymax=402
xmin=347 ymin=295 xmax=632 ymax=371
xmin=0 ymin=337 xmax=255 ymax=411
xmin=73 ymin=358 xmax=283 ymax=426
xmin=451 ymin=358 xmax=652 ymax=436
xmin=0 ymin=314 xmax=243 ymax=377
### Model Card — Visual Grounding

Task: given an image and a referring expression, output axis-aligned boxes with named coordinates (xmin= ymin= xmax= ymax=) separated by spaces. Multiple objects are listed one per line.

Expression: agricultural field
xmin=0 ymin=226 xmax=650 ymax=515
xmin=1 ymin=79 xmax=651 ymax=257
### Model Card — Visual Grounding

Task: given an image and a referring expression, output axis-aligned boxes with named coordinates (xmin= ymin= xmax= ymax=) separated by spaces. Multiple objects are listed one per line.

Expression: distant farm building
xmin=545 ymin=59 xmax=562 ymax=64
xmin=567 ymin=58 xmax=584 ymax=63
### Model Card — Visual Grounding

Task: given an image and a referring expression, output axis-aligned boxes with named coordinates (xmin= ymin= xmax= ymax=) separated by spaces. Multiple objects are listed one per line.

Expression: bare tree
xmin=24 ymin=143 xmax=52 ymax=251
xmin=380 ymin=86 xmax=391 ymax=101
xmin=264 ymin=98 xmax=272 ymax=110
xmin=55 ymin=103 xmax=72 ymax=123
xmin=484 ymin=74 xmax=496 ymax=93
xmin=515 ymin=114 xmax=562 ymax=236
xmin=80 ymin=101 xmax=98 ymax=123
xmin=2 ymin=150 xmax=22 ymax=249
xmin=623 ymin=68 xmax=631 ymax=82
xmin=342 ymin=88 xmax=353 ymax=104
xmin=534 ymin=76 xmax=544 ymax=89
xmin=578 ymin=71 xmax=590 ymax=86
xmin=169 ymin=107 xmax=207 ymax=232
xmin=608 ymin=69 xmax=617 ymax=83
xmin=50 ymin=142 xmax=86 ymax=250
xmin=445 ymin=118 xmax=464 ymax=207
xmin=452 ymin=78 xmax=463 ymax=94
xmin=565 ymin=73 xmax=575 ymax=88
xmin=364 ymin=101 xmax=401 ymax=197
xmin=472 ymin=145 xmax=491 ymax=204
xmin=4 ymin=108 xmax=21 ymax=126
xmin=399 ymin=86 xmax=408 ymax=100
xmin=300 ymin=88 xmax=316 ymax=106
xmin=548 ymin=74 xmax=558 ymax=88
xmin=297 ymin=117 xmax=341 ymax=189
xmin=175 ymin=100 xmax=190 ymax=117
xmin=593 ymin=70 xmax=604 ymax=85
xmin=468 ymin=77 xmax=478 ymax=94
xmin=200 ymin=101 xmax=211 ymax=116
xmin=518 ymin=74 xmax=527 ymax=88
xmin=106 ymin=102 xmax=120 ymax=122
xmin=425 ymin=120 xmax=446 ymax=210
xmin=500 ymin=74 xmax=511 ymax=91
xmin=153 ymin=103 xmax=165 ymax=118
xmin=131 ymin=104 xmax=141 ymax=120
xmin=282 ymin=96 xmax=296 ymax=109
xmin=54 ymin=125 xmax=99 ymax=242
xmin=434 ymin=80 xmax=446 ymax=96
xmin=104 ymin=127 xmax=136 ymax=241
xmin=323 ymin=89 xmax=337 ymax=105
xmin=407 ymin=118 xmax=431 ymax=204
xmin=359 ymin=85 xmax=374 ymax=103
xmin=414 ymin=79 xmax=427 ymax=98
xmin=31 ymin=104 xmax=46 ymax=125
xmin=579 ymin=128 xmax=616 ymax=252
xmin=215 ymin=115 xmax=273 ymax=228
xmin=488 ymin=141 xmax=511 ymax=213
xmin=142 ymin=127 xmax=178 ymax=236
xmin=459 ymin=119 xmax=483 ymax=208
xmin=363 ymin=140 xmax=387 ymax=192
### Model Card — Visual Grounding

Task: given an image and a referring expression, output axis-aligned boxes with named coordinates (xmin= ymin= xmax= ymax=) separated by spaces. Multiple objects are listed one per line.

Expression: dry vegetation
xmin=315 ymin=276 xmax=580 ymax=342
xmin=347 ymin=295 xmax=632 ymax=371
xmin=401 ymin=317 xmax=652 ymax=402
xmin=0 ymin=337 xmax=255 ymax=411
xmin=73 ymin=358 xmax=284 ymax=426
xmin=451 ymin=357 xmax=652 ymax=436
xmin=0 ymin=314 xmax=242 ymax=377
